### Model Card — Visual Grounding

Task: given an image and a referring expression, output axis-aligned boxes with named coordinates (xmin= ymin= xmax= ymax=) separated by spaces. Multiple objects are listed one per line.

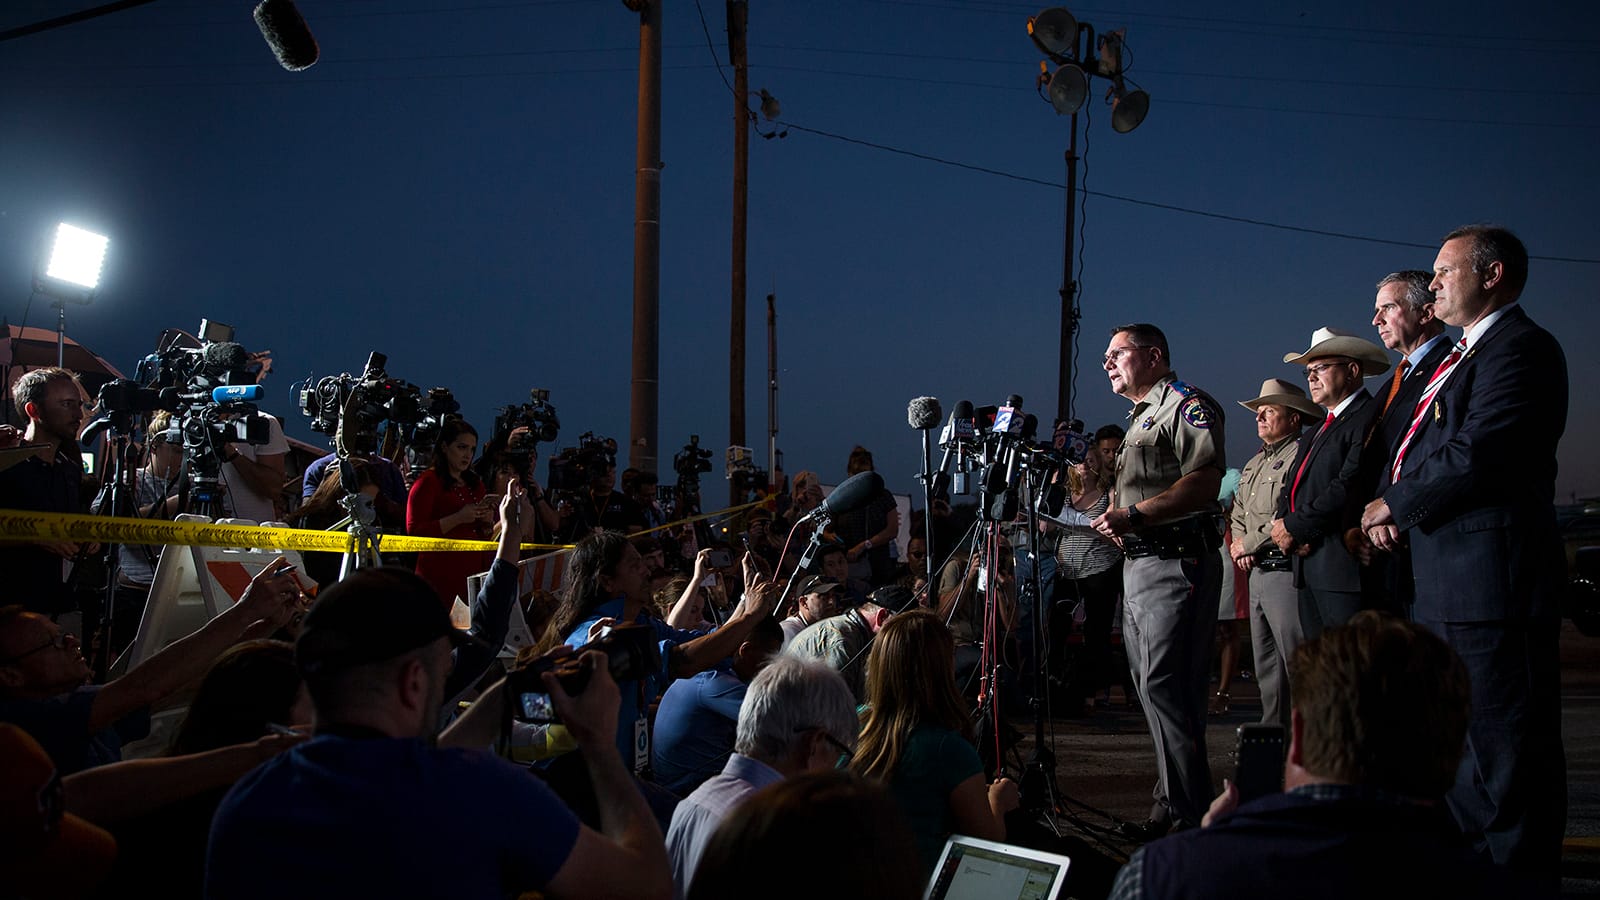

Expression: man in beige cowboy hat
xmin=1270 ymin=328 xmax=1390 ymax=641
xmin=1230 ymin=379 xmax=1322 ymax=730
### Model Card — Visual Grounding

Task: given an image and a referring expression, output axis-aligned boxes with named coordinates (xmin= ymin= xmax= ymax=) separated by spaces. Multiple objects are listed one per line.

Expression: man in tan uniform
xmin=1229 ymin=379 xmax=1321 ymax=730
xmin=1091 ymin=323 xmax=1226 ymax=839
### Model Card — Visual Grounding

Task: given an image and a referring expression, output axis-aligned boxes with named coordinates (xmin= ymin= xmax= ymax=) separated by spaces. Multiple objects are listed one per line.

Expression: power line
xmin=751 ymin=63 xmax=1600 ymax=130
xmin=775 ymin=120 xmax=1600 ymax=264
xmin=748 ymin=42 xmax=1600 ymax=99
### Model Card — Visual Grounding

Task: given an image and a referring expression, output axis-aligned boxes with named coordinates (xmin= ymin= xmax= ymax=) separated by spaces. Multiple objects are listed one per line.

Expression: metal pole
xmin=55 ymin=302 xmax=66 ymax=368
xmin=629 ymin=0 xmax=663 ymax=475
xmin=728 ymin=0 xmax=749 ymax=508
xmin=1057 ymin=111 xmax=1080 ymax=426
xmin=766 ymin=292 xmax=778 ymax=493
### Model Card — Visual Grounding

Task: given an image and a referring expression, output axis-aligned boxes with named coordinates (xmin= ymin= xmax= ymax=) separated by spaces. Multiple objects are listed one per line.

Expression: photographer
xmin=300 ymin=447 xmax=407 ymax=530
xmin=559 ymin=453 xmax=645 ymax=540
xmin=406 ymin=419 xmax=493 ymax=610
xmin=479 ymin=426 xmax=561 ymax=539
xmin=88 ymin=411 xmax=186 ymax=656
xmin=218 ymin=411 xmax=288 ymax=523
xmin=537 ymin=533 xmax=781 ymax=774
xmin=206 ymin=568 xmax=672 ymax=900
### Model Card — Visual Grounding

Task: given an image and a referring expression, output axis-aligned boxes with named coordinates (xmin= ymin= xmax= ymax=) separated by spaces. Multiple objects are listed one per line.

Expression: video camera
xmin=493 ymin=388 xmax=560 ymax=450
xmin=673 ymin=434 xmax=714 ymax=483
xmin=547 ymin=432 xmax=618 ymax=494
xmin=725 ymin=444 xmax=768 ymax=505
xmin=505 ymin=624 xmax=661 ymax=723
xmin=296 ymin=351 xmax=434 ymax=457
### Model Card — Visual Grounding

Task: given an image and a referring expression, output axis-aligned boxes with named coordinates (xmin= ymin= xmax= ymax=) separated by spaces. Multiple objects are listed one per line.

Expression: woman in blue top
xmin=537 ymin=531 xmax=780 ymax=771
xmin=850 ymin=610 xmax=1019 ymax=872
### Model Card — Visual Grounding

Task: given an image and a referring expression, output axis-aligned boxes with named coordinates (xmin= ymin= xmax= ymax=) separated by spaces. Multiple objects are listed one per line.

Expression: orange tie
xmin=1380 ymin=358 xmax=1411 ymax=416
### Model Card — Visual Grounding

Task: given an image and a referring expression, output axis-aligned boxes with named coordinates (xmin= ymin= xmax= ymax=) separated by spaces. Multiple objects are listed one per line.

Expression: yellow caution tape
xmin=0 ymin=495 xmax=779 ymax=555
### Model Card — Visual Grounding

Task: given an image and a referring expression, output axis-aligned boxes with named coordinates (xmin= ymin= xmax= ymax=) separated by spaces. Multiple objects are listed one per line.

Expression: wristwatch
xmin=1126 ymin=503 xmax=1145 ymax=527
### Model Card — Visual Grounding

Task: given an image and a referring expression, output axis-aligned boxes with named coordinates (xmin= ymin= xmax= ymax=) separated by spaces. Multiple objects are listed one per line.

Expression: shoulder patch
xmin=1180 ymin=396 xmax=1216 ymax=429
xmin=1169 ymin=380 xmax=1198 ymax=399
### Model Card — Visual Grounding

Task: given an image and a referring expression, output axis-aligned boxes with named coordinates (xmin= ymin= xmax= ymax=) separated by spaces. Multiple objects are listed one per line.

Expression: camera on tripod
xmin=674 ymin=434 xmax=713 ymax=482
xmin=505 ymin=624 xmax=660 ymax=723
xmin=297 ymin=351 xmax=432 ymax=457
xmin=547 ymin=432 xmax=618 ymax=495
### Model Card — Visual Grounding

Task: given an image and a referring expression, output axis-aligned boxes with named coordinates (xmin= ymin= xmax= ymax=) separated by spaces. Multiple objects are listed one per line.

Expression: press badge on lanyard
xmin=633 ymin=681 xmax=651 ymax=776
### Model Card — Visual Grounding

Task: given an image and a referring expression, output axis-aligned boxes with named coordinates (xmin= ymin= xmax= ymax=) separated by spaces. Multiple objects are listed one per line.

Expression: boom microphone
xmin=200 ymin=341 xmax=250 ymax=376
xmin=254 ymin=0 xmax=319 ymax=72
xmin=907 ymin=396 xmax=942 ymax=431
xmin=795 ymin=470 xmax=884 ymax=525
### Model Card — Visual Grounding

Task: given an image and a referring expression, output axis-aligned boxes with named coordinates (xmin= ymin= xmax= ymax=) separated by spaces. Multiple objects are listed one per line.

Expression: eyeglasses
xmin=797 ymin=726 xmax=855 ymax=760
xmin=1304 ymin=361 xmax=1353 ymax=379
xmin=0 ymin=630 xmax=77 ymax=665
xmin=1103 ymin=346 xmax=1149 ymax=366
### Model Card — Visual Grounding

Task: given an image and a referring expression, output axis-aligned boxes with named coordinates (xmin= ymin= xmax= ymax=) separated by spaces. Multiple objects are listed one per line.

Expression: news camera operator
xmin=406 ymin=419 xmax=494 ymax=610
xmin=87 ymin=411 xmax=187 ymax=656
xmin=552 ymin=438 xmax=645 ymax=541
xmin=535 ymin=533 xmax=781 ymax=780
xmin=478 ymin=426 xmax=562 ymax=540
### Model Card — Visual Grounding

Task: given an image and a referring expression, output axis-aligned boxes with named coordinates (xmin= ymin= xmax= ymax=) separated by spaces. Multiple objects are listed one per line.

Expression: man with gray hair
xmin=1343 ymin=270 xmax=1451 ymax=614
xmin=665 ymin=656 xmax=858 ymax=899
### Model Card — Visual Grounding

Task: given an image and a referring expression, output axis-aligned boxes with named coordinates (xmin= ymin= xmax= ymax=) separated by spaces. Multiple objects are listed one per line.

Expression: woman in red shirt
xmin=407 ymin=419 xmax=493 ymax=609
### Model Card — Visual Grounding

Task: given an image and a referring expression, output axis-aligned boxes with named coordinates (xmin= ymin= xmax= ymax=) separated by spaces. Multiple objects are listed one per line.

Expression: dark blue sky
xmin=4 ymin=0 xmax=1598 ymax=506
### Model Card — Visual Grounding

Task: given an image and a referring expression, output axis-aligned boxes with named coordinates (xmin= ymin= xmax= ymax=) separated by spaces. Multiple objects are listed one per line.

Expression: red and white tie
xmin=1390 ymin=339 xmax=1467 ymax=482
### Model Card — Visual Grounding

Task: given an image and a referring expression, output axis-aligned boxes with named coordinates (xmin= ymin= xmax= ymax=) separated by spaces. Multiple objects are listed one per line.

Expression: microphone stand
xmin=770 ymin=512 xmax=829 ymax=619
xmin=916 ymin=426 xmax=937 ymax=580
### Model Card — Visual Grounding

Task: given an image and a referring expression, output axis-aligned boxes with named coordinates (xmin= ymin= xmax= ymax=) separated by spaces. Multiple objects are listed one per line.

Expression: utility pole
xmin=628 ymin=0 xmax=663 ymax=474
xmin=728 ymin=0 xmax=749 ymax=508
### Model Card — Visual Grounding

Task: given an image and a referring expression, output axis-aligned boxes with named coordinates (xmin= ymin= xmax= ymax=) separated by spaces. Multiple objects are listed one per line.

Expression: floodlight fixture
xmin=1109 ymin=79 xmax=1149 ymax=133
xmin=40 ymin=223 xmax=108 ymax=300
xmin=1047 ymin=63 xmax=1088 ymax=115
xmin=1028 ymin=7 xmax=1079 ymax=63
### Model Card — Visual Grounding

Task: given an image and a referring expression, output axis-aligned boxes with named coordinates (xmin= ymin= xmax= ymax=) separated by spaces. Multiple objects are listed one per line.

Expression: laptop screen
xmin=923 ymin=834 xmax=1072 ymax=900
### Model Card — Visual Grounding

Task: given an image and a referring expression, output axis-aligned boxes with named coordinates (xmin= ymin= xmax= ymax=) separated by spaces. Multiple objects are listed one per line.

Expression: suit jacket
xmin=1382 ymin=305 xmax=1568 ymax=622
xmin=1277 ymin=389 xmax=1381 ymax=592
xmin=1340 ymin=338 xmax=1455 ymax=609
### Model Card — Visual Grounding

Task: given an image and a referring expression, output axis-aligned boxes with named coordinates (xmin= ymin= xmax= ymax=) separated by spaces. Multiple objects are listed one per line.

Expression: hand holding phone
xmin=1233 ymin=724 xmax=1285 ymax=804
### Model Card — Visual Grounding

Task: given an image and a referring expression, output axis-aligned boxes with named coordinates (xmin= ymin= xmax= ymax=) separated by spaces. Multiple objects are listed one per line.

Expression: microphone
xmin=212 ymin=384 xmax=264 ymax=403
xmin=934 ymin=400 xmax=974 ymax=497
xmin=254 ymin=0 xmax=319 ymax=72
xmin=907 ymin=396 xmax=942 ymax=431
xmin=200 ymin=341 xmax=250 ymax=376
xmin=795 ymin=471 xmax=885 ymax=525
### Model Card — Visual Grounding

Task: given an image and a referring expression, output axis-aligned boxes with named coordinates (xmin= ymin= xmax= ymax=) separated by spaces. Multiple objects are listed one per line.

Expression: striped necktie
xmin=1389 ymin=340 xmax=1466 ymax=482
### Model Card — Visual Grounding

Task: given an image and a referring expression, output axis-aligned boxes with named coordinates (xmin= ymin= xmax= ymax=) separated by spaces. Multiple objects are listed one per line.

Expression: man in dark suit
xmin=1342 ymin=270 xmax=1453 ymax=614
xmin=1271 ymin=328 xmax=1388 ymax=641
xmin=1362 ymin=225 xmax=1566 ymax=887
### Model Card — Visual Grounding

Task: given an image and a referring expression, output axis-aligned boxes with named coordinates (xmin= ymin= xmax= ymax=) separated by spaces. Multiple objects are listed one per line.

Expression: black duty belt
xmin=1122 ymin=515 xmax=1222 ymax=560
xmin=1253 ymin=548 xmax=1292 ymax=573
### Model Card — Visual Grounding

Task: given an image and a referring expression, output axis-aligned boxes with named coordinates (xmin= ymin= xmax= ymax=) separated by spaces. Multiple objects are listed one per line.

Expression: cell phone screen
xmin=1234 ymin=724 xmax=1285 ymax=804
xmin=706 ymin=550 xmax=733 ymax=569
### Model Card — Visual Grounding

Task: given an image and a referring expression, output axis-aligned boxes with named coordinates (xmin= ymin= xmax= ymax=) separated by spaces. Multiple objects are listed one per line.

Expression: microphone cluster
xmin=913 ymin=394 xmax=1092 ymax=522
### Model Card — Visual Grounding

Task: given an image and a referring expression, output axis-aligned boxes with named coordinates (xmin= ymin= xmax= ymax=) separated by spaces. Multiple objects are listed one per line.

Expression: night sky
xmin=4 ymin=0 xmax=1598 ymax=509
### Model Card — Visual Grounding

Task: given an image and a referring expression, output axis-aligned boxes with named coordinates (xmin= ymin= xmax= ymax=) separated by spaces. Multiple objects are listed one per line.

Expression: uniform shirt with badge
xmin=1230 ymin=435 xmax=1299 ymax=555
xmin=1115 ymin=374 xmax=1226 ymax=513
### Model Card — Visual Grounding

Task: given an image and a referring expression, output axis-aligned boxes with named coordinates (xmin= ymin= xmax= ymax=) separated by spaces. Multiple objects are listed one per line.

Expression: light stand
xmin=35 ymin=223 xmax=109 ymax=368
xmin=1027 ymin=8 xmax=1149 ymax=424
